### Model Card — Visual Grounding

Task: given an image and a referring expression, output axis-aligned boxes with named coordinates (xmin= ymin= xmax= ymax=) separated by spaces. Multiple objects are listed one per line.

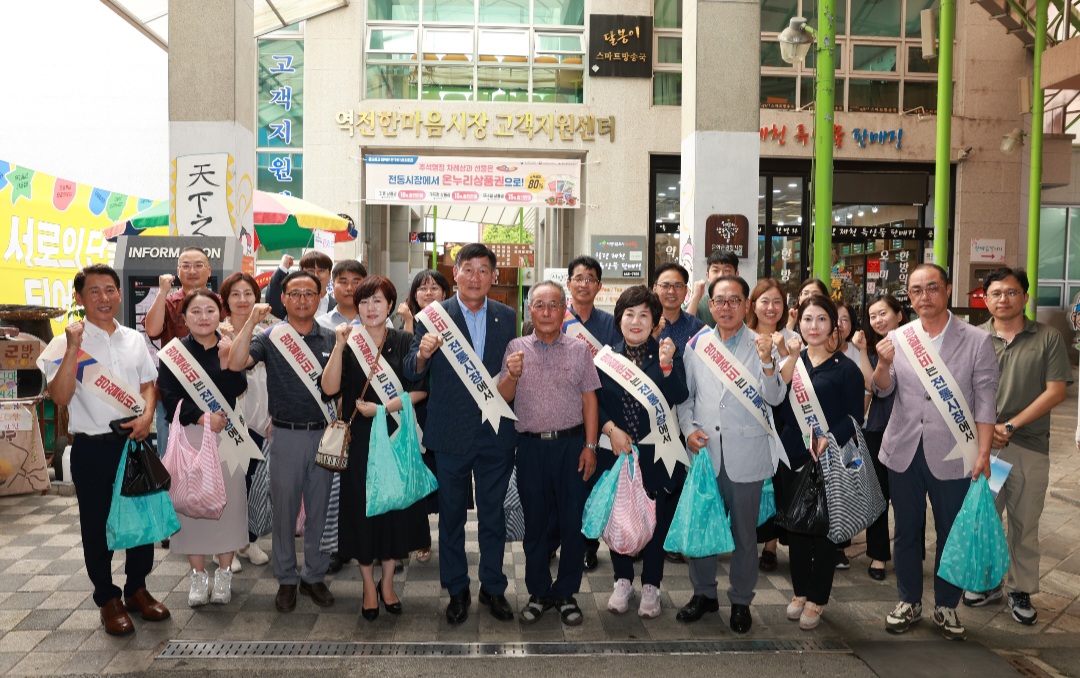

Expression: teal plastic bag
xmin=937 ymin=476 xmax=1010 ymax=592
xmin=366 ymin=397 xmax=438 ymax=517
xmin=581 ymin=452 xmax=626 ymax=540
xmin=663 ymin=452 xmax=735 ymax=558
xmin=757 ymin=477 xmax=776 ymax=527
xmin=106 ymin=440 xmax=180 ymax=551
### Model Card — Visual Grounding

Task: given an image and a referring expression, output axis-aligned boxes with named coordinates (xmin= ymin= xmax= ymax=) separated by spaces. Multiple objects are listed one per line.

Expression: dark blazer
xmin=596 ymin=338 xmax=689 ymax=494
xmin=404 ymin=295 xmax=518 ymax=453
xmin=265 ymin=266 xmax=336 ymax=320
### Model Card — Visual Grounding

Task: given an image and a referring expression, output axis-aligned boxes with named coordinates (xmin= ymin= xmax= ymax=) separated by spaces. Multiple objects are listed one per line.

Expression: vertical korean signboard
xmin=258 ymin=39 xmax=304 ymax=200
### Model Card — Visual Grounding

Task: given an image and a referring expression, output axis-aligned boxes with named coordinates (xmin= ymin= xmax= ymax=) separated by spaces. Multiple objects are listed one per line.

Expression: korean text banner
xmin=1 ymin=160 xmax=154 ymax=331
xmin=365 ymin=156 xmax=580 ymax=208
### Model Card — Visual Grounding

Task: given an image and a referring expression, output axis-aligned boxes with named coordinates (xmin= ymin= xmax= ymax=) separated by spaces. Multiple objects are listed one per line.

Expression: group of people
xmin=39 ymin=243 xmax=1071 ymax=643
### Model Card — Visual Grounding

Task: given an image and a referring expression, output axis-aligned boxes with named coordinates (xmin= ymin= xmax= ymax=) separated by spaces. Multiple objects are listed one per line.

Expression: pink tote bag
xmin=602 ymin=449 xmax=657 ymax=556
xmin=163 ymin=403 xmax=227 ymax=520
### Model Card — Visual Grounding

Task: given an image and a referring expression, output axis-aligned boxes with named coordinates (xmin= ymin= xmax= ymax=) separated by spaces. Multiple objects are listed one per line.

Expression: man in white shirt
xmin=37 ymin=264 xmax=170 ymax=636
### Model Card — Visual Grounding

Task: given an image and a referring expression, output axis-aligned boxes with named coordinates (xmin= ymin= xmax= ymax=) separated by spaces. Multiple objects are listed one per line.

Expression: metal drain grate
xmin=159 ymin=639 xmax=850 ymax=659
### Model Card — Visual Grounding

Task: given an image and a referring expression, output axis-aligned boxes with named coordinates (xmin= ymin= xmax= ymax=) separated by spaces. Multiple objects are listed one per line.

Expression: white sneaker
xmin=214 ymin=552 xmax=241 ymax=573
xmin=933 ymin=605 xmax=966 ymax=641
xmin=638 ymin=584 xmax=662 ymax=619
xmin=188 ymin=570 xmax=210 ymax=607
xmin=607 ymin=578 xmax=634 ymax=614
xmin=210 ymin=568 xmax=232 ymax=605
xmin=239 ymin=542 xmax=270 ymax=566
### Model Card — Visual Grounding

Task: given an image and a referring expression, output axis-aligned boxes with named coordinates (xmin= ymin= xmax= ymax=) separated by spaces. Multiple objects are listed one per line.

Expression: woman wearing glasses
xmin=596 ymin=285 xmax=689 ymax=619
xmin=321 ymin=276 xmax=429 ymax=621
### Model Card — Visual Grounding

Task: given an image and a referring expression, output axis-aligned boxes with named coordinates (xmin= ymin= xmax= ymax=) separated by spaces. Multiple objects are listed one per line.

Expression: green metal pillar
xmin=1027 ymin=0 xmax=1048 ymax=320
xmin=932 ymin=0 xmax=955 ymax=268
xmin=431 ymin=205 xmax=438 ymax=270
xmin=518 ymin=208 xmax=525 ymax=335
xmin=812 ymin=0 xmax=836 ymax=282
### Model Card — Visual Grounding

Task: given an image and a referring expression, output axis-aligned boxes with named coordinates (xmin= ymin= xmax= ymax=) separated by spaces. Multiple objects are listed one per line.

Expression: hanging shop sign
xmin=831 ymin=224 xmax=931 ymax=243
xmin=759 ymin=123 xmax=904 ymax=151
xmin=336 ymin=110 xmax=614 ymax=142
xmin=704 ymin=214 xmax=750 ymax=258
xmin=591 ymin=236 xmax=645 ymax=279
xmin=365 ymin=156 xmax=580 ymax=208
xmin=487 ymin=243 xmax=534 ymax=268
xmin=588 ymin=15 xmax=653 ymax=78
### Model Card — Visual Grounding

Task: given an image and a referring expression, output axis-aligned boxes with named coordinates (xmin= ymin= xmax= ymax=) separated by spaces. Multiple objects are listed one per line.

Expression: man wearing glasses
xmin=676 ymin=275 xmax=784 ymax=633
xmin=228 ymin=271 xmax=340 ymax=614
xmin=652 ymin=262 xmax=706 ymax=348
xmin=962 ymin=268 xmax=1070 ymax=625
xmin=498 ymin=281 xmax=600 ymax=626
xmin=873 ymin=263 xmax=999 ymax=641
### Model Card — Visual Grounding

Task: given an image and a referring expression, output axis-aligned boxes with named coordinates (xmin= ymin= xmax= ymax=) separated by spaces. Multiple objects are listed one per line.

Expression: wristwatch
xmin=1004 ymin=421 xmax=1015 ymax=434
xmin=584 ymin=442 xmax=598 ymax=451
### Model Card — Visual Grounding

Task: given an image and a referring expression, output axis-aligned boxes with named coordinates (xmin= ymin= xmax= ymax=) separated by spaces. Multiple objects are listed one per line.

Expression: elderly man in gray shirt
xmin=498 ymin=281 xmax=600 ymax=627
xmin=677 ymin=275 xmax=785 ymax=634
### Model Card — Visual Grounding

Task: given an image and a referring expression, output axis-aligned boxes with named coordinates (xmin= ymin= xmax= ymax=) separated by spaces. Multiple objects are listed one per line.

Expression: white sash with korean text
xmin=593 ymin=346 xmax=688 ymax=475
xmin=562 ymin=310 xmax=604 ymax=357
xmin=39 ymin=337 xmax=146 ymax=418
xmin=689 ymin=328 xmax=788 ymax=469
xmin=159 ymin=339 xmax=263 ymax=474
xmin=417 ymin=303 xmax=517 ymax=434
xmin=894 ymin=320 xmax=979 ymax=474
xmin=345 ymin=323 xmax=425 ymax=448
xmin=266 ymin=322 xmax=337 ymax=423
xmin=789 ymin=354 xmax=830 ymax=449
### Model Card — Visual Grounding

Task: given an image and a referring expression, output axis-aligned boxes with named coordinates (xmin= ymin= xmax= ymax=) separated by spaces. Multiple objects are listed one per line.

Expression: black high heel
xmin=361 ymin=583 xmax=379 ymax=621
xmin=378 ymin=580 xmax=402 ymax=615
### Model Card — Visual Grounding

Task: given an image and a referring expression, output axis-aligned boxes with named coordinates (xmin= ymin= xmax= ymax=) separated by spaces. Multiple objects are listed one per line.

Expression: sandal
xmin=519 ymin=595 xmax=552 ymax=624
xmin=415 ymin=549 xmax=431 ymax=563
xmin=556 ymin=596 xmax=584 ymax=626
xmin=799 ymin=602 xmax=824 ymax=630
xmin=786 ymin=596 xmax=807 ymax=621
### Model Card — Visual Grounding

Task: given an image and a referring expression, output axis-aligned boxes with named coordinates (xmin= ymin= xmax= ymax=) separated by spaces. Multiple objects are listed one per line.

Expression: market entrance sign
xmin=364 ymin=155 xmax=580 ymax=208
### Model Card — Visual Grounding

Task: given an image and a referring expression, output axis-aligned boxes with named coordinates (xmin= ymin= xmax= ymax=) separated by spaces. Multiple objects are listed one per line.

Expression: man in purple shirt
xmin=499 ymin=281 xmax=600 ymax=627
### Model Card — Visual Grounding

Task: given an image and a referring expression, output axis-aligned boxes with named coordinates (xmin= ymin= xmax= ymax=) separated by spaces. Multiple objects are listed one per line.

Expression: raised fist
xmin=506 ymin=350 xmax=524 ymax=379
xmin=158 ymin=274 xmax=175 ymax=291
xmin=658 ymin=337 xmax=676 ymax=367
xmin=755 ymin=333 xmax=773 ymax=362
xmin=851 ymin=330 xmax=867 ymax=351
xmin=772 ymin=331 xmax=789 ymax=357
xmin=418 ymin=333 xmax=443 ymax=360
xmin=786 ymin=334 xmax=803 ymax=356
xmin=876 ymin=337 xmax=895 ymax=365
xmin=64 ymin=321 xmax=84 ymax=353
xmin=335 ymin=322 xmax=352 ymax=346
xmin=250 ymin=303 xmax=272 ymax=325
xmin=280 ymin=254 xmax=295 ymax=269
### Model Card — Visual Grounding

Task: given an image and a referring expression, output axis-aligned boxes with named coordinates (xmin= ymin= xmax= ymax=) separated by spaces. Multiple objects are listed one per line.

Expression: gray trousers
xmin=687 ymin=464 xmax=763 ymax=606
xmin=268 ymin=427 xmax=332 ymax=585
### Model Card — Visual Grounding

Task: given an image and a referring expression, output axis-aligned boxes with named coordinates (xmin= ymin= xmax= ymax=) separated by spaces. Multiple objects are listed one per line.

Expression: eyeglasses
xmin=179 ymin=263 xmax=208 ymax=271
xmin=709 ymin=297 xmax=744 ymax=308
xmin=569 ymin=276 xmax=599 ymax=285
xmin=655 ymin=282 xmax=687 ymax=292
xmin=987 ymin=289 xmax=1023 ymax=300
xmin=417 ymin=284 xmax=443 ymax=293
xmin=529 ymin=301 xmax=566 ymax=312
xmin=907 ymin=283 xmax=944 ymax=299
xmin=285 ymin=290 xmax=318 ymax=300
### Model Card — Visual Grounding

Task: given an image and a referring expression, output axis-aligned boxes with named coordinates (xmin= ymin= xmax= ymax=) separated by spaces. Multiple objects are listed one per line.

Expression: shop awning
xmin=424 ymin=204 xmax=539 ymax=233
xmin=102 ymin=0 xmax=348 ymax=49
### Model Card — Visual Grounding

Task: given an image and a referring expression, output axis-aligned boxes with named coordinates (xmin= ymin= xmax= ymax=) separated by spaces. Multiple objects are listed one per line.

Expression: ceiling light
xmin=668 ymin=186 xmax=677 ymax=190
xmin=773 ymin=189 xmax=781 ymax=193
xmin=871 ymin=206 xmax=879 ymax=213
xmin=668 ymin=212 xmax=676 ymax=219
xmin=857 ymin=210 xmax=865 ymax=217
xmin=658 ymin=193 xmax=666 ymax=197
xmin=778 ymin=220 xmax=784 ymax=226
xmin=798 ymin=216 xmax=803 ymax=223
xmin=834 ymin=215 xmax=840 ymax=222
xmin=788 ymin=183 xmax=797 ymax=188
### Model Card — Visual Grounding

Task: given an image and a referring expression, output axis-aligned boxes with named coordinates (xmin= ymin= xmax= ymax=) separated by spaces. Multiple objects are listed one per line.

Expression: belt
xmin=271 ymin=419 xmax=326 ymax=431
xmin=73 ymin=432 xmax=126 ymax=442
xmin=520 ymin=424 xmax=585 ymax=441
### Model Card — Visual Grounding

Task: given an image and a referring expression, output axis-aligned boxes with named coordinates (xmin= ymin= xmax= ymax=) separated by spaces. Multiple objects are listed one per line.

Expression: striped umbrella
xmin=104 ymin=191 xmax=356 ymax=250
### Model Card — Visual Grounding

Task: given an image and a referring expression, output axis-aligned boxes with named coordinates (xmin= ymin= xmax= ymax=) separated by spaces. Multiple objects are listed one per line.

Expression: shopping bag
xmin=757 ymin=477 xmax=776 ymax=527
xmin=581 ymin=453 xmax=626 ymax=539
xmin=602 ymin=448 xmax=656 ymax=556
xmin=777 ymin=458 xmax=830 ymax=537
xmin=120 ymin=438 xmax=171 ymax=497
xmin=937 ymin=476 xmax=1010 ymax=592
xmin=161 ymin=404 xmax=227 ymax=520
xmin=366 ymin=397 xmax=438 ymax=517
xmin=819 ymin=417 xmax=886 ymax=543
xmin=106 ymin=440 xmax=180 ymax=551
xmin=664 ymin=452 xmax=734 ymax=558
xmin=504 ymin=467 xmax=525 ymax=543
xmin=247 ymin=455 xmax=272 ymax=538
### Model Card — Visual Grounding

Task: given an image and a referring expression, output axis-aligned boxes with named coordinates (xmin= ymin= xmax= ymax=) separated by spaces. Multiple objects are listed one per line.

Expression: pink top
xmin=501 ymin=333 xmax=601 ymax=433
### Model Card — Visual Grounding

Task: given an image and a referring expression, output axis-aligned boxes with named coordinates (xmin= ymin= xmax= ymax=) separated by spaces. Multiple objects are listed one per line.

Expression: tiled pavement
xmin=2 ymin=387 xmax=1080 ymax=676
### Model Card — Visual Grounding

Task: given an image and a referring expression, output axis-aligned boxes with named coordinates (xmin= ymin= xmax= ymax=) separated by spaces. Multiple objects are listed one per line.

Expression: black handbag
xmin=120 ymin=438 xmax=172 ymax=497
xmin=777 ymin=458 xmax=830 ymax=537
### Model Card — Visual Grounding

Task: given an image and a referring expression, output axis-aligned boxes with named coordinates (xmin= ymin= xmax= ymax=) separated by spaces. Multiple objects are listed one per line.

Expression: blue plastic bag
xmin=663 ymin=451 xmax=734 ymax=558
xmin=581 ymin=452 xmax=626 ymax=539
xmin=937 ymin=476 xmax=1010 ymax=592
xmin=757 ymin=477 xmax=776 ymax=527
xmin=367 ymin=397 xmax=438 ymax=517
xmin=106 ymin=440 xmax=180 ymax=551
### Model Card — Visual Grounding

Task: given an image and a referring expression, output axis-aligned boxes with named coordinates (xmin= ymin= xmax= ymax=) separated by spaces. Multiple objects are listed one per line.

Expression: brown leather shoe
xmin=124 ymin=588 xmax=171 ymax=622
xmin=299 ymin=581 xmax=334 ymax=607
xmin=100 ymin=597 xmax=135 ymax=636
xmin=275 ymin=584 xmax=298 ymax=613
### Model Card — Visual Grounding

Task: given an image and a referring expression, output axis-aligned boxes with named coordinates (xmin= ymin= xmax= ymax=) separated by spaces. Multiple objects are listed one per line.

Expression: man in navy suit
xmin=404 ymin=243 xmax=518 ymax=624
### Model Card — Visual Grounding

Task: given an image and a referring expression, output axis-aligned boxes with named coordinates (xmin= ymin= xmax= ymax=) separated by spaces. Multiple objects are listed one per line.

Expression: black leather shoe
xmin=676 ymin=594 xmax=720 ymax=623
xmin=584 ymin=550 xmax=599 ymax=571
xmin=327 ymin=553 xmax=344 ymax=575
xmin=275 ymin=584 xmax=297 ymax=613
xmin=299 ymin=581 xmax=335 ymax=607
xmin=445 ymin=589 xmax=471 ymax=625
xmin=378 ymin=581 xmax=402 ymax=615
xmin=479 ymin=588 xmax=514 ymax=621
xmin=868 ymin=564 xmax=887 ymax=581
xmin=730 ymin=604 xmax=752 ymax=634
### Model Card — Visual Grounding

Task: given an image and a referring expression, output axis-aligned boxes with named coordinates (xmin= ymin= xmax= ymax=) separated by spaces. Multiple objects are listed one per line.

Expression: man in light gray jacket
xmin=677 ymin=275 xmax=786 ymax=634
